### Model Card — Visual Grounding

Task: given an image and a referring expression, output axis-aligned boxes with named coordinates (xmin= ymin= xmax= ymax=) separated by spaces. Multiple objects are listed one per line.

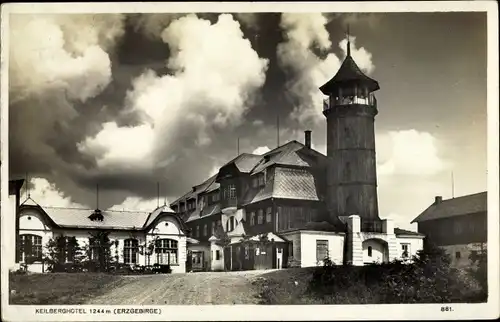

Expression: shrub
xmin=286 ymin=257 xmax=301 ymax=268
xmin=308 ymin=239 xmax=480 ymax=303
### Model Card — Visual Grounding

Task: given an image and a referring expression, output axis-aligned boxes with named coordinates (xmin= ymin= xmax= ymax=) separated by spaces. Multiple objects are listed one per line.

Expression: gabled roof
xmin=171 ymin=174 xmax=218 ymax=205
xmin=251 ymin=141 xmax=326 ymax=174
xmin=19 ymin=203 xmax=186 ymax=232
xmin=411 ymin=192 xmax=487 ymax=223
xmin=320 ymin=52 xmax=379 ymax=95
xmin=219 ymin=153 xmax=262 ymax=173
xmin=171 ymin=140 xmax=326 ymax=210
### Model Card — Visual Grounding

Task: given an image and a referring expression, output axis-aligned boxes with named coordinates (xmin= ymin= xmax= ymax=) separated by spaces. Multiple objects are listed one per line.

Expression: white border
xmin=1 ymin=1 xmax=499 ymax=321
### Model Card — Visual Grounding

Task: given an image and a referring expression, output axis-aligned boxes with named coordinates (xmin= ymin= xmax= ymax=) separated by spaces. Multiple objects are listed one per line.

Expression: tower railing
xmin=323 ymin=93 xmax=377 ymax=111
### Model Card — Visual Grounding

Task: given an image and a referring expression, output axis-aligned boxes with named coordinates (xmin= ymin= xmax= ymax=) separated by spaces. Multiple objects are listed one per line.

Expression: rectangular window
xmin=229 ymin=184 xmax=237 ymax=199
xmin=250 ymin=212 xmax=255 ymax=226
xmin=288 ymin=241 xmax=294 ymax=257
xmin=401 ymin=243 xmax=410 ymax=258
xmin=211 ymin=222 xmax=215 ymax=235
xmin=196 ymin=226 xmax=200 ymax=237
xmin=455 ymin=251 xmax=461 ymax=259
xmin=266 ymin=207 xmax=272 ymax=223
xmin=155 ymin=239 xmax=178 ymax=265
xmin=203 ymin=224 xmax=208 ymax=236
xmin=258 ymin=174 xmax=265 ymax=186
xmin=216 ymin=250 xmax=221 ymax=260
xmin=316 ymin=240 xmax=329 ymax=263
xmin=252 ymin=177 xmax=258 ymax=188
xmin=124 ymin=239 xmax=139 ymax=264
xmin=20 ymin=234 xmax=43 ymax=262
xmin=257 ymin=209 xmax=264 ymax=224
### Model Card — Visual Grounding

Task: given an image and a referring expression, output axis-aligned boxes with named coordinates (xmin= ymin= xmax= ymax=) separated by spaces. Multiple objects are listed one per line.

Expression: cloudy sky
xmin=7 ymin=11 xmax=487 ymax=230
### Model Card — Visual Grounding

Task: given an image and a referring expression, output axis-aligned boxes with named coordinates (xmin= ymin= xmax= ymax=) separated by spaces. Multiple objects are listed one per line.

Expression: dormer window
xmin=88 ymin=209 xmax=104 ymax=222
xmin=252 ymin=177 xmax=258 ymax=188
xmin=258 ymin=173 xmax=265 ymax=186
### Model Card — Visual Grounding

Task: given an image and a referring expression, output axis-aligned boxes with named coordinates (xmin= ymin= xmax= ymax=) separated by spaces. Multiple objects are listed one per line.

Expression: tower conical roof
xmin=320 ymin=48 xmax=380 ymax=95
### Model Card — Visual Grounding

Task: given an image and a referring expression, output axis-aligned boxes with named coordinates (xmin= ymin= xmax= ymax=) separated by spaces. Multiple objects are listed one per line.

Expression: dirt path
xmin=87 ymin=270 xmax=272 ymax=305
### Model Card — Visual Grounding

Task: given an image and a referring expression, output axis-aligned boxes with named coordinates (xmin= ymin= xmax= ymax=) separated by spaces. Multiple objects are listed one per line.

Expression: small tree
xmin=87 ymin=230 xmax=114 ymax=272
xmin=469 ymin=243 xmax=487 ymax=294
xmin=45 ymin=235 xmax=82 ymax=272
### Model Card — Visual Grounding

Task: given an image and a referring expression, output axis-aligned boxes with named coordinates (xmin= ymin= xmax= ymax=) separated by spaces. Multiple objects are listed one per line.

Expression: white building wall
xmin=146 ymin=216 xmax=187 ymax=273
xmin=18 ymin=209 xmax=54 ymax=273
xmin=441 ymin=243 xmax=486 ymax=268
xmin=288 ymin=231 xmax=344 ymax=267
xmin=396 ymin=236 xmax=424 ymax=260
xmin=17 ymin=208 xmax=188 ymax=273
xmin=210 ymin=243 xmax=224 ymax=271
xmin=362 ymin=239 xmax=386 ymax=264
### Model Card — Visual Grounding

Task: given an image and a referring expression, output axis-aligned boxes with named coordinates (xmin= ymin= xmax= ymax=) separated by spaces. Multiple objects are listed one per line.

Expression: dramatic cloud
xmin=110 ymin=196 xmax=165 ymax=211
xmin=77 ymin=14 xmax=268 ymax=198
xmin=8 ymin=13 xmax=126 ymax=191
xmin=252 ymin=146 xmax=271 ymax=155
xmin=234 ymin=13 xmax=260 ymax=30
xmin=9 ymin=14 xmax=124 ymax=104
xmin=129 ymin=13 xmax=186 ymax=40
xmin=277 ymin=13 xmax=375 ymax=127
xmin=377 ymin=130 xmax=450 ymax=177
xmin=21 ymin=178 xmax=87 ymax=208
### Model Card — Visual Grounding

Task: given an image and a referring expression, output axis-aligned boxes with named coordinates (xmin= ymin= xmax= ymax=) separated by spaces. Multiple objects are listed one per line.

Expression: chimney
xmin=434 ymin=196 xmax=443 ymax=204
xmin=304 ymin=130 xmax=312 ymax=149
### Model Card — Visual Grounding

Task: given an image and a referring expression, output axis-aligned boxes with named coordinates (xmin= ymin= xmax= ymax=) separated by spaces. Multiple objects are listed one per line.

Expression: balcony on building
xmin=220 ymin=184 xmax=238 ymax=213
xmin=323 ymin=92 xmax=377 ymax=112
xmin=361 ymin=219 xmax=384 ymax=233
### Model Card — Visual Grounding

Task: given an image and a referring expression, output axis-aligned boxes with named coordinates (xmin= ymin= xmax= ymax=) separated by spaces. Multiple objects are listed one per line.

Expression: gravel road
xmin=86 ymin=270 xmax=272 ymax=305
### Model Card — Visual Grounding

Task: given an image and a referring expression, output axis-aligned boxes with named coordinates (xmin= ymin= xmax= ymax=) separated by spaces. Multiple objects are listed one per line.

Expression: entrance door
xmin=192 ymin=251 xmax=204 ymax=271
xmin=224 ymin=247 xmax=231 ymax=271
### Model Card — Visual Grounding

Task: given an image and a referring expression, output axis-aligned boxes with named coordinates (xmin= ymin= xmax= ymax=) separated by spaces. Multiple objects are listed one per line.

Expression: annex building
xmin=412 ymin=192 xmax=487 ymax=267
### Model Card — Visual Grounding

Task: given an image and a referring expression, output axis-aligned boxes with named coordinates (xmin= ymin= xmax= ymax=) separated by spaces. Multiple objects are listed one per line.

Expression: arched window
xmin=368 ymin=246 xmax=373 ymax=257
xmin=155 ymin=239 xmax=178 ymax=265
xmin=124 ymin=239 xmax=139 ymax=264
xmin=20 ymin=234 xmax=42 ymax=263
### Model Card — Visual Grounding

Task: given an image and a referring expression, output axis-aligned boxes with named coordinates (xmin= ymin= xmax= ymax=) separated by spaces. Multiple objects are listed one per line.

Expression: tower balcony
xmin=323 ymin=93 xmax=377 ymax=112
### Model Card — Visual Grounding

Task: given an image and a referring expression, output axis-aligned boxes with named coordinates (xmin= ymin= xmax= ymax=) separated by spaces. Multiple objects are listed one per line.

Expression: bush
xmin=308 ymin=240 xmax=482 ymax=303
xmin=286 ymin=257 xmax=301 ymax=268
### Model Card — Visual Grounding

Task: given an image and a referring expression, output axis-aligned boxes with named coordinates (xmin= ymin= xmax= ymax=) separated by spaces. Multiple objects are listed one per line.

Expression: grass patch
xmin=9 ymin=272 xmax=126 ymax=305
xmin=252 ymin=267 xmax=319 ymax=304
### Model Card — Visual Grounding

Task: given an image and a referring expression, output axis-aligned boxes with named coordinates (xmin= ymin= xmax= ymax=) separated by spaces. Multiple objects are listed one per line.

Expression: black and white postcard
xmin=1 ymin=1 xmax=498 ymax=321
